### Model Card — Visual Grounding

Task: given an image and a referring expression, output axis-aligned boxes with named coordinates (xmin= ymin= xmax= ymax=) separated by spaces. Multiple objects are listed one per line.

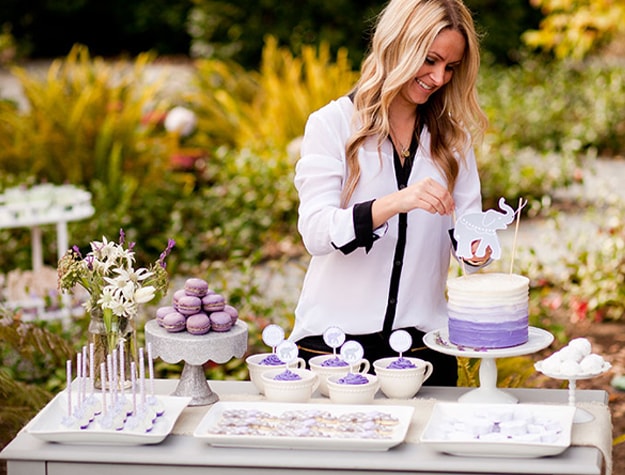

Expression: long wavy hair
xmin=341 ymin=0 xmax=488 ymax=206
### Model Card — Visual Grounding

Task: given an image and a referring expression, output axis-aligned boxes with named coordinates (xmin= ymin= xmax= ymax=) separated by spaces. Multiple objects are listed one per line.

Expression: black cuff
xmin=333 ymin=200 xmax=377 ymax=255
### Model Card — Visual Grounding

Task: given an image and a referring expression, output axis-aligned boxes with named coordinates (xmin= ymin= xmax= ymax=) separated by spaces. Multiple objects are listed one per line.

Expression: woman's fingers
xmin=405 ymin=178 xmax=454 ymax=215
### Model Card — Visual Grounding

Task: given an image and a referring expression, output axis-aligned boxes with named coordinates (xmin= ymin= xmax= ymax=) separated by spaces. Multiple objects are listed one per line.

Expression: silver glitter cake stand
xmin=144 ymin=319 xmax=248 ymax=406
xmin=424 ymin=327 xmax=553 ymax=404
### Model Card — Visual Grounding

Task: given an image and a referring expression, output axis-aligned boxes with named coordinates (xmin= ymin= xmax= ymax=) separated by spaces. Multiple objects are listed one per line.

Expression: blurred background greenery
xmin=1 ymin=0 xmax=625 ymax=458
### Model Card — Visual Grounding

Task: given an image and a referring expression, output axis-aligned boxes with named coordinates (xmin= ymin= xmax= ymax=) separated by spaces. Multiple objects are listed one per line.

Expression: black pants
xmin=295 ymin=327 xmax=457 ymax=387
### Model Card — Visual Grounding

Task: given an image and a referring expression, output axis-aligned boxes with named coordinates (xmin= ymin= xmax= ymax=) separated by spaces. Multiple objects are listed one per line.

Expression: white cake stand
xmin=535 ymin=364 xmax=611 ymax=423
xmin=423 ymin=327 xmax=554 ymax=404
xmin=145 ymin=319 xmax=248 ymax=406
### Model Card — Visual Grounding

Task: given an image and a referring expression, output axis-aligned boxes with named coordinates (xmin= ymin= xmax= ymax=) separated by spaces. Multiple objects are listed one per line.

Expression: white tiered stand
xmin=0 ymin=184 xmax=94 ymax=272
xmin=0 ymin=184 xmax=94 ymax=320
xmin=424 ymin=326 xmax=554 ymax=404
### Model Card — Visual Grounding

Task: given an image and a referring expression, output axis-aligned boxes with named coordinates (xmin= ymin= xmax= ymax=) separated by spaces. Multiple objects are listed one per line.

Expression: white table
xmin=0 ymin=380 xmax=609 ymax=475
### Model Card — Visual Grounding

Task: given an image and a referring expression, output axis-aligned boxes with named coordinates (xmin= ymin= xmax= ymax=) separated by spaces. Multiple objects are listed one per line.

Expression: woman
xmin=290 ymin=0 xmax=491 ymax=386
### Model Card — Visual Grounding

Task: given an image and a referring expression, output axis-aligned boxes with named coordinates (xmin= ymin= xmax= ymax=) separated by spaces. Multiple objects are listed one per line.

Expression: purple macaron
xmin=156 ymin=305 xmax=176 ymax=327
xmin=209 ymin=311 xmax=232 ymax=332
xmin=162 ymin=311 xmax=186 ymax=333
xmin=223 ymin=304 xmax=239 ymax=324
xmin=172 ymin=289 xmax=187 ymax=311
xmin=186 ymin=312 xmax=211 ymax=335
xmin=202 ymin=293 xmax=225 ymax=312
xmin=184 ymin=278 xmax=210 ymax=297
xmin=177 ymin=295 xmax=202 ymax=316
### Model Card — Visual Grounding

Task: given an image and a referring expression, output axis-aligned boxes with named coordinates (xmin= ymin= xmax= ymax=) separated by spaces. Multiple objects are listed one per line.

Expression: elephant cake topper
xmin=454 ymin=197 xmax=527 ymax=269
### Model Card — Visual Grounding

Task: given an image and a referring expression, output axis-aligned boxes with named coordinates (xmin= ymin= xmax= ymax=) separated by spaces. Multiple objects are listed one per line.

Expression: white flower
xmin=96 ymin=286 xmax=117 ymax=309
xmin=164 ymin=106 xmax=197 ymax=137
xmin=134 ymin=286 xmax=156 ymax=304
xmin=109 ymin=296 xmax=137 ymax=318
xmin=114 ymin=267 xmax=153 ymax=284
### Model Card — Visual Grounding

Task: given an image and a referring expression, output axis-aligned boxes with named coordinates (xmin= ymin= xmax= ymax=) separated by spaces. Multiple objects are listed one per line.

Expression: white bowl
xmin=246 ymin=353 xmax=305 ymax=395
xmin=261 ymin=368 xmax=319 ymax=403
xmin=308 ymin=354 xmax=370 ymax=397
xmin=326 ymin=373 xmax=379 ymax=404
xmin=373 ymin=357 xmax=433 ymax=399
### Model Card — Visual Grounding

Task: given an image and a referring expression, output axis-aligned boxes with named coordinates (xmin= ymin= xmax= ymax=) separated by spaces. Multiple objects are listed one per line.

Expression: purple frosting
xmin=448 ymin=316 xmax=528 ymax=349
xmin=337 ymin=372 xmax=369 ymax=385
xmin=386 ymin=357 xmax=417 ymax=369
xmin=273 ymin=369 xmax=302 ymax=381
xmin=259 ymin=354 xmax=284 ymax=366
xmin=321 ymin=356 xmax=349 ymax=367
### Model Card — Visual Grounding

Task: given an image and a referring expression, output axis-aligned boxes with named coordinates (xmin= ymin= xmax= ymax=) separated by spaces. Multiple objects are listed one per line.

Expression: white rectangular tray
xmin=26 ymin=391 xmax=191 ymax=445
xmin=420 ymin=402 xmax=575 ymax=458
xmin=194 ymin=401 xmax=414 ymax=451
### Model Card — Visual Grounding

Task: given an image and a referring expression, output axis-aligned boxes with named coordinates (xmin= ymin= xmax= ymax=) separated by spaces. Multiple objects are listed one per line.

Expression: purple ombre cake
xmin=447 ymin=273 xmax=529 ymax=349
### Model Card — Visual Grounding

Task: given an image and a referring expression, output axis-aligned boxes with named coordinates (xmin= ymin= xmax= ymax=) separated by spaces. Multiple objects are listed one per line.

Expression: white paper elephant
xmin=454 ymin=197 xmax=515 ymax=260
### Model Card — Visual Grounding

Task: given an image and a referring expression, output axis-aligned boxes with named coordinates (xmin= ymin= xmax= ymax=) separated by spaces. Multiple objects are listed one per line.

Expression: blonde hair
xmin=342 ymin=0 xmax=488 ymax=206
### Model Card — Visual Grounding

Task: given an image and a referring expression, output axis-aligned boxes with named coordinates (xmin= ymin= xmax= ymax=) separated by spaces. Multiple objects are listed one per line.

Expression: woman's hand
xmin=372 ymin=177 xmax=454 ymax=228
xmin=463 ymin=240 xmax=492 ymax=266
xmin=400 ymin=178 xmax=455 ymax=215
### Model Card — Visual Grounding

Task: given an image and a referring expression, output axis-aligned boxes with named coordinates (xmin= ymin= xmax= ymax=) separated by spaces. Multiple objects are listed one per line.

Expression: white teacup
xmin=326 ymin=373 xmax=379 ymax=404
xmin=373 ymin=357 xmax=433 ymax=399
xmin=308 ymin=354 xmax=370 ymax=397
xmin=246 ymin=353 xmax=306 ymax=395
xmin=261 ymin=368 xmax=319 ymax=403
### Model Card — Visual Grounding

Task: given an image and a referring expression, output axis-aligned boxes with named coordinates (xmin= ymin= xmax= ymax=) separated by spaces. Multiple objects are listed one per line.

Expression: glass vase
xmin=88 ymin=307 xmax=137 ymax=390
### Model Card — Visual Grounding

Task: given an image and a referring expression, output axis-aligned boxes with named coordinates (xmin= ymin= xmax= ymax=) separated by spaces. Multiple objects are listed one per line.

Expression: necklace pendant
xmin=401 ymin=148 xmax=410 ymax=158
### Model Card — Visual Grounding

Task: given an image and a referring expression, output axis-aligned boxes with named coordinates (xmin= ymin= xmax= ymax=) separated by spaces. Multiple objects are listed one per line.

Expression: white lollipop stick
xmin=147 ymin=342 xmax=155 ymax=397
xmin=89 ymin=342 xmax=95 ymax=395
xmin=81 ymin=346 xmax=88 ymax=404
xmin=112 ymin=348 xmax=119 ymax=399
xmin=76 ymin=352 xmax=82 ymax=410
xmin=119 ymin=340 xmax=125 ymax=397
xmin=139 ymin=347 xmax=146 ymax=407
xmin=131 ymin=362 xmax=137 ymax=415
xmin=107 ymin=354 xmax=114 ymax=405
xmin=100 ymin=362 xmax=107 ymax=416
xmin=66 ymin=359 xmax=72 ymax=418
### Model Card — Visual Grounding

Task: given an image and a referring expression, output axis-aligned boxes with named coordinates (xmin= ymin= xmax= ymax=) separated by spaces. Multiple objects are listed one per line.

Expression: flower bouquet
xmin=58 ymin=229 xmax=174 ymax=388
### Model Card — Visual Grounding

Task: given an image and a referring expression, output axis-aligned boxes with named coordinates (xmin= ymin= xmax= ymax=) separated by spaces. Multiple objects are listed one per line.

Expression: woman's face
xmin=398 ymin=28 xmax=466 ymax=106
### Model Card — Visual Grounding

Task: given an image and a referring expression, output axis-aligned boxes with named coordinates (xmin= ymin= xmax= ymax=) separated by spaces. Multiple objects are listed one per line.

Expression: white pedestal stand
xmin=535 ymin=369 xmax=610 ymax=423
xmin=145 ymin=319 xmax=248 ymax=406
xmin=423 ymin=327 xmax=554 ymax=404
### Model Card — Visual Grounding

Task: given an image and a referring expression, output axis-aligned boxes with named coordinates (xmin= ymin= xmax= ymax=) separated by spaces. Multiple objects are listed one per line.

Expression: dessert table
xmin=1 ymin=380 xmax=610 ymax=475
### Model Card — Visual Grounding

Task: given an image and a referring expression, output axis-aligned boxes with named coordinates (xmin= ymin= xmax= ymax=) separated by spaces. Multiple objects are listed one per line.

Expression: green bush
xmin=480 ymin=60 xmax=625 ymax=156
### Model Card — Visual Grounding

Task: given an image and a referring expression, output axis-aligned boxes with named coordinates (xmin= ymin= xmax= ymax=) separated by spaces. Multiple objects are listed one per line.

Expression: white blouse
xmin=289 ymin=95 xmax=484 ymax=342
